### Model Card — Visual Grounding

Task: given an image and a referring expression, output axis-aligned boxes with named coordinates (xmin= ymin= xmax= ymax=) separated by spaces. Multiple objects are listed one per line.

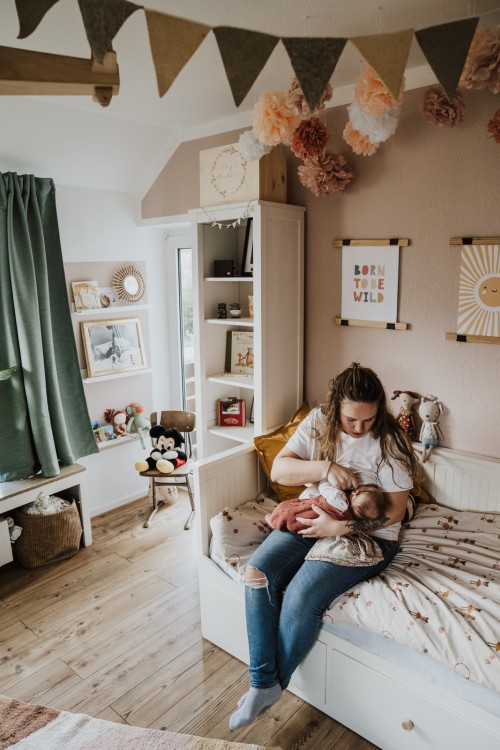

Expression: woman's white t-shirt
xmin=285 ymin=407 xmax=413 ymax=541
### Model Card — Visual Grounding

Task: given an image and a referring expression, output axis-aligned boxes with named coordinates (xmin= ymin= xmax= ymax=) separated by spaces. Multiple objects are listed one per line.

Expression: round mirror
xmin=124 ymin=275 xmax=140 ymax=295
xmin=112 ymin=265 xmax=146 ymax=304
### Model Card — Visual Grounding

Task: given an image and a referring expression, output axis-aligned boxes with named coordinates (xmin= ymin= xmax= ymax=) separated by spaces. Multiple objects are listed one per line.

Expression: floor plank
xmin=0 ymin=491 xmax=379 ymax=750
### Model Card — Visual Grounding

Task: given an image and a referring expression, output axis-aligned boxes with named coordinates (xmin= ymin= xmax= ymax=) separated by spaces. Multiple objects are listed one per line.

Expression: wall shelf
xmin=204 ymin=276 xmax=253 ymax=282
xmin=97 ymin=434 xmax=138 ymax=450
xmin=72 ymin=303 xmax=150 ymax=316
xmin=207 ymin=373 xmax=254 ymax=389
xmin=208 ymin=424 xmax=254 ymax=444
xmin=81 ymin=368 xmax=152 ymax=383
xmin=206 ymin=317 xmax=254 ymax=326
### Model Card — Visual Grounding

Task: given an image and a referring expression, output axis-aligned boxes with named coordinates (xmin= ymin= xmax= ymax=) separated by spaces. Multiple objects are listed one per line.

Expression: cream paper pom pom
xmin=238 ymin=130 xmax=272 ymax=161
xmin=347 ymin=101 xmax=400 ymax=144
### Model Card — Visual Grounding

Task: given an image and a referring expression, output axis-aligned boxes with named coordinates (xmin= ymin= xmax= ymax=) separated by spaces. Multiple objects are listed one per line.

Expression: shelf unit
xmin=191 ymin=200 xmax=305 ymax=459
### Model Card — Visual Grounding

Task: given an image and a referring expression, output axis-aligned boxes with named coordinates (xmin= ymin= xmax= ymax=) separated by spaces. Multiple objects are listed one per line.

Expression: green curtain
xmin=0 ymin=173 xmax=98 ymax=482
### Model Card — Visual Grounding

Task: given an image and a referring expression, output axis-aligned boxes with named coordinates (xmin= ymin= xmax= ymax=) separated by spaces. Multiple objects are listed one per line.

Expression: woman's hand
xmin=297 ymin=505 xmax=349 ymax=539
xmin=326 ymin=462 xmax=359 ymax=490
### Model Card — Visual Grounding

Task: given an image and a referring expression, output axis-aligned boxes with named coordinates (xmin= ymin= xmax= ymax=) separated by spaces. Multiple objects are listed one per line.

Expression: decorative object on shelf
xmin=112 ymin=264 xmax=146 ymax=305
xmin=217 ymin=397 xmax=246 ymax=427
xmin=81 ymin=317 xmax=147 ymax=378
xmin=229 ymin=303 xmax=242 ymax=318
xmin=135 ymin=425 xmax=187 ymax=474
xmin=93 ymin=424 xmax=115 ymax=443
xmin=224 ymin=330 xmax=254 ymax=375
xmin=126 ymin=402 xmax=151 ymax=450
xmin=418 ymin=395 xmax=445 ymax=464
xmin=391 ymin=390 xmax=420 ymax=441
xmin=98 ymin=286 xmax=120 ymax=308
xmin=248 ymin=295 xmax=254 ymax=319
xmin=333 ymin=238 xmax=408 ymax=328
xmin=72 ymin=280 xmax=101 ymax=311
xmin=216 ymin=303 xmax=227 ymax=319
xmin=241 ymin=218 xmax=253 ymax=276
xmin=104 ymin=407 xmax=128 ymax=436
xmin=213 ymin=259 xmax=236 ymax=277
xmin=199 ymin=143 xmax=286 ymax=207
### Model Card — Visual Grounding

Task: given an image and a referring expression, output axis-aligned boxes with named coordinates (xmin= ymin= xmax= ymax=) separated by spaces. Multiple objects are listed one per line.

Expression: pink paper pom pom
xmin=421 ymin=86 xmax=465 ymax=127
xmin=355 ymin=64 xmax=404 ymax=115
xmin=460 ymin=26 xmax=500 ymax=94
xmin=298 ymin=150 xmax=354 ymax=197
xmin=290 ymin=117 xmax=329 ymax=159
xmin=286 ymin=76 xmax=333 ymax=117
xmin=252 ymin=90 xmax=301 ymax=146
xmin=342 ymin=121 xmax=379 ymax=156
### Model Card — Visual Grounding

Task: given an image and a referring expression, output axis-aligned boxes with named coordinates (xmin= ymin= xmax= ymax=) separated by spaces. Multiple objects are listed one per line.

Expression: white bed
xmin=193 ymin=443 xmax=500 ymax=750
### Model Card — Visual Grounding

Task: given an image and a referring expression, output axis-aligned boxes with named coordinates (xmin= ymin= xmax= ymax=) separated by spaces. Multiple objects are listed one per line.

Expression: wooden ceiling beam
xmin=0 ymin=46 xmax=119 ymax=106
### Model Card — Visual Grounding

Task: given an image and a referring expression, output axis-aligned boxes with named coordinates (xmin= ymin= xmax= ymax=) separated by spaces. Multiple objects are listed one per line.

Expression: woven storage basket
xmin=13 ymin=500 xmax=82 ymax=569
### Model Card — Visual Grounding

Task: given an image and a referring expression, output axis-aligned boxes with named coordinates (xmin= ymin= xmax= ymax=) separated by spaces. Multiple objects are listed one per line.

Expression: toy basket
xmin=13 ymin=500 xmax=82 ymax=569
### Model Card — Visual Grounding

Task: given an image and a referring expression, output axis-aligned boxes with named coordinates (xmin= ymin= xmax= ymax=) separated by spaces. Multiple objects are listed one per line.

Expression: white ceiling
xmin=1 ymin=0 xmax=499 ymax=199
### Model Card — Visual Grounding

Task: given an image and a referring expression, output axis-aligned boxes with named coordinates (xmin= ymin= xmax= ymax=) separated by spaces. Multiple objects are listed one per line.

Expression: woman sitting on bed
xmin=229 ymin=362 xmax=419 ymax=730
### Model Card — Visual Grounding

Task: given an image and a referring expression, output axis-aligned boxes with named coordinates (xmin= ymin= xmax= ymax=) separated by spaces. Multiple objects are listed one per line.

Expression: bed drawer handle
xmin=402 ymin=720 xmax=414 ymax=732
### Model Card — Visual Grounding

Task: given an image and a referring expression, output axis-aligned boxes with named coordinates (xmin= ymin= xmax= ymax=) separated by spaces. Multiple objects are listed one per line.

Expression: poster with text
xmin=457 ymin=244 xmax=500 ymax=337
xmin=341 ymin=245 xmax=400 ymax=323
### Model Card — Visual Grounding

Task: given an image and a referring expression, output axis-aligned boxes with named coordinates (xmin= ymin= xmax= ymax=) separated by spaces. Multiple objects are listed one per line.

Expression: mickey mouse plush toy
xmin=134 ymin=425 xmax=187 ymax=475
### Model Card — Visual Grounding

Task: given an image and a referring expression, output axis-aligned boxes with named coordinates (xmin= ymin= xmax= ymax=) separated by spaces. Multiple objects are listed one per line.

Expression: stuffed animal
xmin=391 ymin=390 xmax=420 ymax=440
xmin=135 ymin=425 xmax=188 ymax=474
xmin=126 ymin=403 xmax=151 ymax=449
xmin=418 ymin=394 xmax=445 ymax=463
xmin=104 ymin=408 xmax=128 ymax=437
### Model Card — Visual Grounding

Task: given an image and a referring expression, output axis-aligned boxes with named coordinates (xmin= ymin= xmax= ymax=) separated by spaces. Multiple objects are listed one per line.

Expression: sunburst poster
xmin=457 ymin=244 xmax=500 ymax=337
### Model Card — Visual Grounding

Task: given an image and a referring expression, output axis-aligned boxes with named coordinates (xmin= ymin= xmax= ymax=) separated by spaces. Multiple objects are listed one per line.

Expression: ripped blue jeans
xmin=244 ymin=529 xmax=398 ymax=690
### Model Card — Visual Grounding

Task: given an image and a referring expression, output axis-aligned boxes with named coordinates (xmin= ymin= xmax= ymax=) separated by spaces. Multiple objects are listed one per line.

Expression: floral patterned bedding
xmin=324 ymin=504 xmax=500 ymax=692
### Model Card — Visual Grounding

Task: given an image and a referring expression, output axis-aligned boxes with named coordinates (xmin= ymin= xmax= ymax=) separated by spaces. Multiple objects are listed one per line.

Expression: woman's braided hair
xmin=319 ymin=362 xmax=419 ymax=484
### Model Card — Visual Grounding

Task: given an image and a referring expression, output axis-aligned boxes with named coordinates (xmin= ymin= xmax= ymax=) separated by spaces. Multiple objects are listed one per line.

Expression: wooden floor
xmin=0 ymin=491 xmax=379 ymax=750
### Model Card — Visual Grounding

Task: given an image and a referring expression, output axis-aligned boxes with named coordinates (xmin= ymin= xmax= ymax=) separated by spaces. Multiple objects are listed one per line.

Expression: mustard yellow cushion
xmin=253 ymin=402 xmax=310 ymax=501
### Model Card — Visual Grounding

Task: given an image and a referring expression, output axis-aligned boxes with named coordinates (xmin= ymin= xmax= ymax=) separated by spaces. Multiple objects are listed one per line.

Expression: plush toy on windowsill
xmin=418 ymin=394 xmax=445 ymax=463
xmin=391 ymin=390 xmax=420 ymax=441
xmin=135 ymin=425 xmax=188 ymax=475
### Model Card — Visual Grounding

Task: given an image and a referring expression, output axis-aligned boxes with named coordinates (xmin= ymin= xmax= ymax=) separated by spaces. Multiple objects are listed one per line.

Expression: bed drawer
xmin=329 ymin=649 xmax=499 ymax=750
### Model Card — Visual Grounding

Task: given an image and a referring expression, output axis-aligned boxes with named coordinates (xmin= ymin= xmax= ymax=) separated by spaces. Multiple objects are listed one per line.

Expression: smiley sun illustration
xmin=458 ymin=244 xmax=500 ymax=336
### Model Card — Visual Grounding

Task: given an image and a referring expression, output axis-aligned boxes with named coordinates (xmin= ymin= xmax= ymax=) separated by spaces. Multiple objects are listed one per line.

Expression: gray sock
xmin=229 ymin=685 xmax=282 ymax=730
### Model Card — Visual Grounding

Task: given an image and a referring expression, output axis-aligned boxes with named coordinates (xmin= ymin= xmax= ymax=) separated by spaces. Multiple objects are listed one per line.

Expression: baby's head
xmin=349 ymin=484 xmax=386 ymax=521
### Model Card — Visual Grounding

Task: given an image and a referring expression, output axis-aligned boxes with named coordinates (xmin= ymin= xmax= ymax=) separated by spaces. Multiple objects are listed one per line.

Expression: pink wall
xmin=142 ymin=87 xmax=500 ymax=459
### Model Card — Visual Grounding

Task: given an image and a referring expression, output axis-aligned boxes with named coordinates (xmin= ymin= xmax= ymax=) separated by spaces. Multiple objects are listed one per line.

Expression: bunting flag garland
xmin=15 ymin=0 xmax=61 ymax=39
xmin=214 ymin=27 xmax=279 ymax=107
xmin=415 ymin=16 xmax=479 ymax=100
xmin=282 ymin=37 xmax=347 ymax=113
xmin=145 ymin=10 xmax=211 ymax=97
xmin=350 ymin=29 xmax=414 ymax=100
xmin=78 ymin=0 xmax=142 ymax=64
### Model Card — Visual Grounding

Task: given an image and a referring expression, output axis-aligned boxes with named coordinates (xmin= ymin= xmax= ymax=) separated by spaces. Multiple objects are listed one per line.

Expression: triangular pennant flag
xmin=282 ymin=37 xmax=347 ymax=113
xmin=213 ymin=27 xmax=279 ymax=107
xmin=78 ymin=0 xmax=142 ymax=64
xmin=145 ymin=10 xmax=211 ymax=98
xmin=15 ymin=0 xmax=60 ymax=39
xmin=415 ymin=17 xmax=479 ymax=100
xmin=350 ymin=29 xmax=414 ymax=100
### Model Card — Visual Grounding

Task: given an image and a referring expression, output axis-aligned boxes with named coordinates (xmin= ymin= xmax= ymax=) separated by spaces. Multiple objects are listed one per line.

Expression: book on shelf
xmin=224 ymin=330 xmax=254 ymax=375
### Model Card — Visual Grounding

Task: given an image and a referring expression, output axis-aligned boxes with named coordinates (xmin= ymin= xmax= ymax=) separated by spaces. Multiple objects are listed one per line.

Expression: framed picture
xmin=457 ymin=242 xmax=500 ymax=337
xmin=224 ymin=330 xmax=254 ymax=374
xmin=340 ymin=244 xmax=400 ymax=323
xmin=72 ymin=280 xmax=101 ymax=311
xmin=81 ymin=318 xmax=147 ymax=377
xmin=241 ymin=218 xmax=253 ymax=277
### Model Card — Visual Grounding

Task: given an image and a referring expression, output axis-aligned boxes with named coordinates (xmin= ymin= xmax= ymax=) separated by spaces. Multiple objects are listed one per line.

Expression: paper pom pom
xmin=298 ymin=150 xmax=354 ymax=197
xmin=238 ymin=130 xmax=272 ymax=161
xmin=355 ymin=64 xmax=404 ymax=115
xmin=421 ymin=86 xmax=465 ymax=127
xmin=286 ymin=76 xmax=333 ymax=117
xmin=252 ymin=90 xmax=301 ymax=146
xmin=290 ymin=117 xmax=329 ymax=159
xmin=460 ymin=26 xmax=500 ymax=94
xmin=487 ymin=108 xmax=500 ymax=143
xmin=347 ymin=101 xmax=400 ymax=143
xmin=342 ymin=121 xmax=379 ymax=156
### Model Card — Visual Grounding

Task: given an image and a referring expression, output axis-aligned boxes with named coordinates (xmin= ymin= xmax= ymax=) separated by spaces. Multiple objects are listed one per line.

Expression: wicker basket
xmin=13 ymin=500 xmax=83 ymax=569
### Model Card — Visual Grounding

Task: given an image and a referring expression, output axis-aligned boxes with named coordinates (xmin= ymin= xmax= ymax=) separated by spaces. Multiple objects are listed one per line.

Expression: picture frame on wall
xmin=72 ymin=280 xmax=101 ymax=311
xmin=224 ymin=330 xmax=254 ymax=374
xmin=81 ymin=318 xmax=147 ymax=377
xmin=241 ymin=218 xmax=253 ymax=277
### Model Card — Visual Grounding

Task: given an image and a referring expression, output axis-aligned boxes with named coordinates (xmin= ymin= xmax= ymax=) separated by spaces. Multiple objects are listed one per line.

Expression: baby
xmin=266 ymin=480 xmax=387 ymax=534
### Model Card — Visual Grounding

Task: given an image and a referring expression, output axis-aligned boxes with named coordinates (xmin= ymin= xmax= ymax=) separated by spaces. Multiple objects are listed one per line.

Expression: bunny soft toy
xmin=418 ymin=394 xmax=444 ymax=463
